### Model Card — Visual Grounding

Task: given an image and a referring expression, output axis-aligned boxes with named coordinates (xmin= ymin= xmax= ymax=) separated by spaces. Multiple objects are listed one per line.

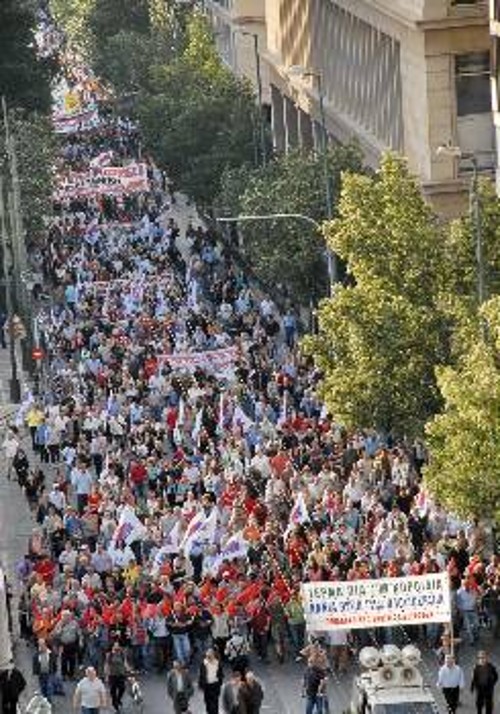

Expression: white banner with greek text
xmin=159 ymin=346 xmax=238 ymax=376
xmin=302 ymin=573 xmax=451 ymax=631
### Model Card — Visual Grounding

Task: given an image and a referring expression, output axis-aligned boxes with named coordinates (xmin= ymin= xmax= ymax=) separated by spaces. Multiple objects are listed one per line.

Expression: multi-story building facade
xmin=205 ymin=0 xmax=270 ymax=106
xmin=263 ymin=0 xmax=493 ymax=215
xmin=207 ymin=0 xmax=494 ymax=215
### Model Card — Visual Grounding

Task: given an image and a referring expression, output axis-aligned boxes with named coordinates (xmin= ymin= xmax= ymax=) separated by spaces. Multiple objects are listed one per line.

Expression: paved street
xmin=0 ymin=218 xmax=498 ymax=714
xmin=0 ymin=376 xmax=498 ymax=714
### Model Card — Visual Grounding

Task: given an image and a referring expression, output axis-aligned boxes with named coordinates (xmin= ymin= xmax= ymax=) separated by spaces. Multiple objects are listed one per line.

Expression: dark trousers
xmin=443 ymin=686 xmax=460 ymax=713
xmin=253 ymin=631 xmax=268 ymax=661
xmin=2 ymin=698 xmax=19 ymax=714
xmin=476 ymin=689 xmax=494 ymax=714
xmin=61 ymin=641 xmax=78 ymax=678
xmin=92 ymin=454 xmax=103 ymax=476
xmin=109 ymin=675 xmax=126 ymax=710
xmin=190 ymin=553 xmax=203 ymax=583
xmin=38 ymin=672 xmax=53 ymax=701
xmin=76 ymin=493 xmax=89 ymax=515
xmin=203 ymin=682 xmax=221 ymax=714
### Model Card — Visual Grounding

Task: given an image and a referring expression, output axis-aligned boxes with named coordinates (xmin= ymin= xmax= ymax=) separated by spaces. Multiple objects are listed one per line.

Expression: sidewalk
xmin=0 ymin=340 xmax=32 ymax=586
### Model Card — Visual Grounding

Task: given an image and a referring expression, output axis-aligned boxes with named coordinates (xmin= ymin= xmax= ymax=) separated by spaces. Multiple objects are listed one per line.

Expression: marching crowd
xmin=1 ymin=6 xmax=500 ymax=714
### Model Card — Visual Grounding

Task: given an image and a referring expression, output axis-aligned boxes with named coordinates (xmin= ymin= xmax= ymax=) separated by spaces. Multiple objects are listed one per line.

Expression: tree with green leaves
xmin=137 ymin=14 xmax=256 ymax=207
xmin=303 ymin=153 xmax=450 ymax=436
xmin=0 ymin=0 xmax=53 ymax=114
xmin=90 ymin=30 xmax=170 ymax=95
xmin=50 ymin=0 xmax=96 ymax=54
xmin=4 ymin=111 xmax=56 ymax=238
xmin=446 ymin=179 xmax=500 ymax=304
xmin=217 ymin=144 xmax=363 ymax=303
xmin=88 ymin=0 xmax=153 ymax=87
xmin=424 ymin=297 xmax=500 ymax=524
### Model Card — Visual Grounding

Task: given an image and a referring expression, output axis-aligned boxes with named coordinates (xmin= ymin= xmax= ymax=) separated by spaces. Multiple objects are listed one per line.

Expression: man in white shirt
xmin=2 ymin=429 xmax=19 ymax=479
xmin=71 ymin=463 xmax=94 ymax=514
xmin=73 ymin=666 xmax=107 ymax=713
xmin=48 ymin=484 xmax=66 ymax=514
xmin=437 ymin=654 xmax=464 ymax=714
xmin=250 ymin=446 xmax=271 ymax=479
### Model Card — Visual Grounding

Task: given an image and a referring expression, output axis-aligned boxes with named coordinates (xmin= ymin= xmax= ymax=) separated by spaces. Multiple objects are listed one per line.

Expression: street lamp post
xmin=234 ymin=30 xmax=266 ymax=167
xmin=0 ymin=177 xmax=21 ymax=404
xmin=436 ymin=143 xmax=485 ymax=306
xmin=217 ymin=213 xmax=320 ymax=231
xmin=288 ymin=65 xmax=336 ymax=286
xmin=217 ymin=213 xmax=323 ymax=331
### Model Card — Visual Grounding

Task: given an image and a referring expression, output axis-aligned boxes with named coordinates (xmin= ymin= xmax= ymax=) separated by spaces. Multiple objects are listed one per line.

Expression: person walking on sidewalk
xmin=471 ymin=651 xmax=498 ymax=714
xmin=52 ymin=609 xmax=80 ymax=680
xmin=0 ymin=664 xmax=27 ymax=714
xmin=2 ymin=428 xmax=19 ymax=481
xmin=105 ymin=642 xmax=128 ymax=713
xmin=73 ymin=666 xmax=107 ymax=714
xmin=166 ymin=660 xmax=194 ymax=714
xmin=32 ymin=639 xmax=58 ymax=703
xmin=198 ymin=648 xmax=223 ymax=714
xmin=239 ymin=671 xmax=264 ymax=714
xmin=437 ymin=654 xmax=464 ymax=714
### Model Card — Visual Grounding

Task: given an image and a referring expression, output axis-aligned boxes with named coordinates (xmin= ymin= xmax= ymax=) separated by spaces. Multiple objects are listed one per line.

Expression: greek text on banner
xmin=301 ymin=572 xmax=451 ymax=631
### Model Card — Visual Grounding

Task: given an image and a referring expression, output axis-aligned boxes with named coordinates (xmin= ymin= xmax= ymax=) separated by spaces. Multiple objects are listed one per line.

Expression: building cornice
xmin=204 ymin=1 xmax=264 ymax=27
xmin=328 ymin=0 xmax=487 ymax=32
xmin=417 ymin=14 xmax=488 ymax=30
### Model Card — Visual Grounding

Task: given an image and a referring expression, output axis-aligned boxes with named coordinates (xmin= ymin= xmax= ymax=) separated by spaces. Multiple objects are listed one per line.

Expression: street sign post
xmin=31 ymin=347 xmax=44 ymax=361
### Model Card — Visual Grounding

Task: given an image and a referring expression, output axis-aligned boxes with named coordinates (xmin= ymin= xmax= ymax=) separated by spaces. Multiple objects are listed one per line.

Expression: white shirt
xmin=3 ymin=436 xmax=19 ymax=459
xmin=75 ymin=676 xmax=106 ymax=707
xmin=49 ymin=489 xmax=66 ymax=512
xmin=204 ymin=659 xmax=219 ymax=684
xmin=437 ymin=664 xmax=464 ymax=689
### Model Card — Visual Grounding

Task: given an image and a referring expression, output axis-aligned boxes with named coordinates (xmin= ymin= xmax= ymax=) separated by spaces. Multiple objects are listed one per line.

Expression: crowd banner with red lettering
xmin=301 ymin=573 xmax=451 ymax=631
xmin=53 ymin=109 xmax=100 ymax=134
xmin=160 ymin=346 xmax=238 ymax=375
xmin=54 ymin=162 xmax=149 ymax=198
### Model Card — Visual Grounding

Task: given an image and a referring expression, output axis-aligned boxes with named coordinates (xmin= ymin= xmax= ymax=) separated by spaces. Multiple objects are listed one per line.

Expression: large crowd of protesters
xmin=1 ymin=5 xmax=500 ymax=714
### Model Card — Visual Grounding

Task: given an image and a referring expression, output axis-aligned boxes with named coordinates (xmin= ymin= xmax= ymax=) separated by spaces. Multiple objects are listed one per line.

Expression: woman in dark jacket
xmin=198 ymin=648 xmax=223 ymax=714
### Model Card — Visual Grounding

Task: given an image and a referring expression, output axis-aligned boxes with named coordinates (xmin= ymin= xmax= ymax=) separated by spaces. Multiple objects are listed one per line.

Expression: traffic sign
xmin=32 ymin=347 xmax=44 ymax=361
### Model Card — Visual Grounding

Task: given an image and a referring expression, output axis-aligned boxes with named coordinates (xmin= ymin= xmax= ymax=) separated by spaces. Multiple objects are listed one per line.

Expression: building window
xmin=455 ymin=52 xmax=491 ymax=116
xmin=455 ymin=51 xmax=494 ymax=170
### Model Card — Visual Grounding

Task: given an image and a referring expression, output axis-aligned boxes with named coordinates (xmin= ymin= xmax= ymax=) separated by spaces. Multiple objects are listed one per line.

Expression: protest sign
xmin=302 ymin=572 xmax=451 ymax=631
xmin=55 ymin=162 xmax=149 ymax=198
xmin=53 ymin=109 xmax=100 ymax=134
xmin=159 ymin=345 xmax=238 ymax=376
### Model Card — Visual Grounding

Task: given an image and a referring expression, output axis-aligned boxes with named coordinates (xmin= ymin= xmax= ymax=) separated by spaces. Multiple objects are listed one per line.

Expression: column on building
xmin=284 ymin=95 xmax=299 ymax=151
xmin=271 ymin=84 xmax=286 ymax=153
xmin=298 ymin=107 xmax=314 ymax=150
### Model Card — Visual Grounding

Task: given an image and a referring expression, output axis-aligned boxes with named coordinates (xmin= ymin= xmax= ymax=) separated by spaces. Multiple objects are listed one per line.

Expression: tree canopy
xmin=4 ymin=111 xmax=56 ymax=238
xmin=0 ymin=0 xmax=53 ymax=114
xmin=137 ymin=15 xmax=256 ymax=207
xmin=424 ymin=298 xmax=500 ymax=524
xmin=303 ymin=154 xmax=450 ymax=436
xmin=217 ymin=144 xmax=363 ymax=303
